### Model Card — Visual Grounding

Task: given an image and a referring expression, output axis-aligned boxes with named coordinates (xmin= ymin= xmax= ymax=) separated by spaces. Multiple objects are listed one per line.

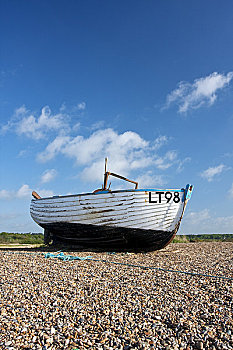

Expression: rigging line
xmin=1 ymin=251 xmax=231 ymax=281
xmin=42 ymin=251 xmax=233 ymax=281
xmin=85 ymin=258 xmax=233 ymax=281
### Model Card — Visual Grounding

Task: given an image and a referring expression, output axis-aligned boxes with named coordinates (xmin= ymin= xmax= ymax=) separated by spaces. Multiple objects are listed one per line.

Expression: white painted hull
xmin=30 ymin=187 xmax=192 ymax=250
xmin=31 ymin=190 xmax=184 ymax=230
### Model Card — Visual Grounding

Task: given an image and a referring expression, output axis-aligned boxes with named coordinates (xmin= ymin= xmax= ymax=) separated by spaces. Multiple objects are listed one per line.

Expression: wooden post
xmin=32 ymin=191 xmax=41 ymax=199
xmin=102 ymin=157 xmax=138 ymax=189
xmin=103 ymin=157 xmax=108 ymax=189
xmin=105 ymin=157 xmax=108 ymax=173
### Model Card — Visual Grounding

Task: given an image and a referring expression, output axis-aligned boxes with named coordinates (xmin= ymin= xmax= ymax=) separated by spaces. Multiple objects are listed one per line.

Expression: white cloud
xmin=73 ymin=122 xmax=81 ymax=131
xmin=77 ymin=102 xmax=86 ymax=110
xmin=58 ymin=102 xmax=86 ymax=115
xmin=176 ymin=157 xmax=191 ymax=173
xmin=185 ymin=209 xmax=211 ymax=225
xmin=1 ymin=105 xmax=69 ymax=139
xmin=135 ymin=172 xmax=167 ymax=188
xmin=0 ymin=184 xmax=54 ymax=200
xmin=214 ymin=215 xmax=233 ymax=231
xmin=76 ymin=129 xmax=150 ymax=182
xmin=0 ymin=189 xmax=12 ymax=200
xmin=37 ymin=129 xmax=181 ymax=184
xmin=165 ymin=71 xmax=233 ymax=113
xmin=37 ymin=135 xmax=70 ymax=162
xmin=0 ymin=184 xmax=31 ymax=199
xmin=152 ymin=135 xmax=168 ymax=150
xmin=17 ymin=149 xmax=28 ymax=158
xmin=15 ymin=105 xmax=28 ymax=116
xmin=16 ymin=184 xmax=31 ymax=198
xmin=154 ymin=150 xmax=178 ymax=170
xmin=38 ymin=189 xmax=54 ymax=198
xmin=41 ymin=169 xmax=57 ymax=183
xmin=43 ymin=129 xmax=148 ymax=168
xmin=182 ymin=208 xmax=233 ymax=233
xmin=90 ymin=120 xmax=105 ymax=131
xmin=200 ymin=164 xmax=226 ymax=182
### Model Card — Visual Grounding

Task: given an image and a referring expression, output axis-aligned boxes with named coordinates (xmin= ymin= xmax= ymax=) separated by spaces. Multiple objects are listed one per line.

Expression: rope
xmin=1 ymin=250 xmax=232 ymax=280
xmin=44 ymin=251 xmax=93 ymax=261
xmin=43 ymin=251 xmax=233 ymax=281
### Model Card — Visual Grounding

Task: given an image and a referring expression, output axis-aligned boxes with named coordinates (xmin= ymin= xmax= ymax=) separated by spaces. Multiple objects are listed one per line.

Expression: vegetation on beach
xmin=0 ymin=232 xmax=232 ymax=245
xmin=0 ymin=232 xmax=43 ymax=244
xmin=173 ymin=234 xmax=233 ymax=243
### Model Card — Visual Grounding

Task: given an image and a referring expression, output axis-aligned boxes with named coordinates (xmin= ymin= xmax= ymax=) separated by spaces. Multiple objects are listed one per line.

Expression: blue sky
xmin=1 ymin=0 xmax=233 ymax=233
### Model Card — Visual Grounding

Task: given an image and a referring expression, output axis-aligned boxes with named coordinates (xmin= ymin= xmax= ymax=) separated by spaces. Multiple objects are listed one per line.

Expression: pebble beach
xmin=0 ymin=242 xmax=232 ymax=350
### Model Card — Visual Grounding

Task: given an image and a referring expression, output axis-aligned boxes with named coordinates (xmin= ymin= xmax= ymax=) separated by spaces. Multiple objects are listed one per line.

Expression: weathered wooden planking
xmin=30 ymin=186 xmax=193 ymax=250
xmin=31 ymin=201 xmax=181 ymax=220
xmin=31 ymin=189 xmax=184 ymax=232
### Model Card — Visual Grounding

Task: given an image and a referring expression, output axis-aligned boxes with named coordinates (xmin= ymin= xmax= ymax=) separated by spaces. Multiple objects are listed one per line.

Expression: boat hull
xmin=40 ymin=222 xmax=178 ymax=251
xmin=31 ymin=186 xmax=193 ymax=251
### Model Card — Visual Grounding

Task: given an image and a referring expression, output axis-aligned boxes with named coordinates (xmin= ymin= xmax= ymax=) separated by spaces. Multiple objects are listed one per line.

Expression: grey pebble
xmin=0 ymin=242 xmax=232 ymax=349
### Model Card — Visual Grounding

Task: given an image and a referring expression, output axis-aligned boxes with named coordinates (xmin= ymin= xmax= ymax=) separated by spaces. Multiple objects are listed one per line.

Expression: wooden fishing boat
xmin=30 ymin=159 xmax=193 ymax=251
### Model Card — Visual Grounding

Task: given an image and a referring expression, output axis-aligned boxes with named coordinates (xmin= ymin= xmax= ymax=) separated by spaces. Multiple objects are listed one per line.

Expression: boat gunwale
xmin=31 ymin=188 xmax=186 ymax=201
